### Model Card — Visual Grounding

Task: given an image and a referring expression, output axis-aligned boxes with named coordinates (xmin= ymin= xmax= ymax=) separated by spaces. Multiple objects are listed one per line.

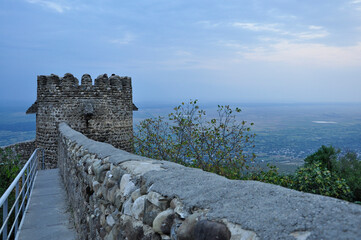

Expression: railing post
xmin=26 ymin=165 xmax=30 ymax=200
xmin=2 ymin=199 xmax=8 ymax=240
xmin=21 ymin=173 xmax=25 ymax=216
xmin=15 ymin=182 xmax=19 ymax=236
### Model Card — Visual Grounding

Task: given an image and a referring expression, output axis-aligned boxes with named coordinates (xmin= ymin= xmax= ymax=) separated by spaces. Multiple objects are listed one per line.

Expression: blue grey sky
xmin=1 ymin=0 xmax=361 ymax=106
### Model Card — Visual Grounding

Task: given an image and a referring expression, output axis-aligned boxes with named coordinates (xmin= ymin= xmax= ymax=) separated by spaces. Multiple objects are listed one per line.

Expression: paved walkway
xmin=17 ymin=169 xmax=77 ymax=240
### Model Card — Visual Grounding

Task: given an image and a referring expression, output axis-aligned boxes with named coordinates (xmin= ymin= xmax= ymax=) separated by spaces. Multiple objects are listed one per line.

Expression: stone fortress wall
xmin=26 ymin=73 xmax=135 ymax=168
xmin=58 ymin=123 xmax=361 ymax=240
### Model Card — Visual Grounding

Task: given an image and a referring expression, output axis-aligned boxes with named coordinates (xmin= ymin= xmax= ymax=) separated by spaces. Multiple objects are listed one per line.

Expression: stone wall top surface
xmin=59 ymin=122 xmax=140 ymax=162
xmin=59 ymin=123 xmax=361 ymax=240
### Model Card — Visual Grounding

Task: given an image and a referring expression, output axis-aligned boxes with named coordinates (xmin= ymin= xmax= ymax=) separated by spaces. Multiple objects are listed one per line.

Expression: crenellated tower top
xmin=37 ymin=73 xmax=131 ymax=92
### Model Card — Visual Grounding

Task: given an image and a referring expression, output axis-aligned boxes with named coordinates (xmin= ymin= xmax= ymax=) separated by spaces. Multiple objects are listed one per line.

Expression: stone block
xmin=193 ymin=220 xmax=231 ymax=240
xmin=152 ymin=209 xmax=175 ymax=235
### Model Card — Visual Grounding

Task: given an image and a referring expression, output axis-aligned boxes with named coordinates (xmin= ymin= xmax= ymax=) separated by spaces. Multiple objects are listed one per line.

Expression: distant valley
xmin=2 ymin=103 xmax=361 ymax=173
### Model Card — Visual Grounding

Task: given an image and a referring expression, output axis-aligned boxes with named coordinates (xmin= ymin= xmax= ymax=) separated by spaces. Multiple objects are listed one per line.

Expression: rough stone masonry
xmin=26 ymin=73 xmax=137 ymax=168
xmin=59 ymin=123 xmax=361 ymax=240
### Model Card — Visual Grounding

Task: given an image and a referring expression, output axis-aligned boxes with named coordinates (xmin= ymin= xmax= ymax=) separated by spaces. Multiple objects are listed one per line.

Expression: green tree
xmin=134 ymin=100 xmax=256 ymax=179
xmin=333 ymin=151 xmax=361 ymax=202
xmin=304 ymin=145 xmax=339 ymax=171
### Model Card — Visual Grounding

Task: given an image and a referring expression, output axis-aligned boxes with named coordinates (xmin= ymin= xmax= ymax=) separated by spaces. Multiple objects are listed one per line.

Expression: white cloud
xmin=257 ymin=37 xmax=284 ymax=42
xmin=232 ymin=22 xmax=328 ymax=41
xmin=109 ymin=33 xmax=135 ymax=45
xmin=239 ymin=41 xmax=361 ymax=67
xmin=25 ymin=0 xmax=71 ymax=13
xmin=308 ymin=25 xmax=323 ymax=30
xmin=200 ymin=21 xmax=328 ymax=41
xmin=350 ymin=0 xmax=361 ymax=10
xmin=232 ymin=22 xmax=283 ymax=33
xmin=291 ymin=31 xmax=329 ymax=40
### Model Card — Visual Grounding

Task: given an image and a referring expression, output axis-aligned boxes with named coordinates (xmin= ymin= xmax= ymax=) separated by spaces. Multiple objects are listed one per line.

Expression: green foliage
xmin=247 ymin=146 xmax=358 ymax=202
xmin=0 ymin=148 xmax=22 ymax=195
xmin=134 ymin=100 xmax=256 ymax=179
xmin=302 ymin=146 xmax=361 ymax=202
xmin=245 ymin=161 xmax=352 ymax=201
xmin=290 ymin=162 xmax=352 ymax=200
xmin=304 ymin=145 xmax=339 ymax=171
xmin=244 ymin=164 xmax=293 ymax=187
xmin=0 ymin=148 xmax=22 ymax=235
xmin=333 ymin=152 xmax=361 ymax=202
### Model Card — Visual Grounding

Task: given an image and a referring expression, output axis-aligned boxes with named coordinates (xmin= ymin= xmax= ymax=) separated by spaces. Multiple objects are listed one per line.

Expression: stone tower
xmin=26 ymin=73 xmax=137 ymax=168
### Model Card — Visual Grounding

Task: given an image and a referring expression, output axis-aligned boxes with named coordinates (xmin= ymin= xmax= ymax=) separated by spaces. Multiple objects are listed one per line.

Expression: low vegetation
xmin=134 ymin=100 xmax=361 ymax=203
xmin=0 ymin=148 xmax=22 ymax=232
xmin=0 ymin=148 xmax=22 ymax=196
xmin=248 ymin=145 xmax=361 ymax=203
xmin=135 ymin=100 xmax=256 ymax=179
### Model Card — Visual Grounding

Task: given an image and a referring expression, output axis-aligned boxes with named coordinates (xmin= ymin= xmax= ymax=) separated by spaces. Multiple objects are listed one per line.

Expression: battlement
xmin=37 ymin=73 xmax=132 ymax=92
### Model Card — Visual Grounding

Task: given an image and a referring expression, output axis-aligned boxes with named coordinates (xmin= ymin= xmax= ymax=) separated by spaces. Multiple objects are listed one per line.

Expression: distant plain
xmin=1 ymin=103 xmax=360 ymax=173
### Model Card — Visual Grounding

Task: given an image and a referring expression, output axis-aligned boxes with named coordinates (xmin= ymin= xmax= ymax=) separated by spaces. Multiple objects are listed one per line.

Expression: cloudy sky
xmin=1 ymin=0 xmax=361 ymax=106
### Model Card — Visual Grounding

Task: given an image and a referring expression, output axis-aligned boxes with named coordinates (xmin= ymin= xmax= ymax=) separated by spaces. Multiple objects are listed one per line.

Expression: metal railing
xmin=0 ymin=148 xmax=44 ymax=240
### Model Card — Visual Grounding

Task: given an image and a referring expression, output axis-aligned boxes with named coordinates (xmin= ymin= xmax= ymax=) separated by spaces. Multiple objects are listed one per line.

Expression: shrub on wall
xmin=134 ymin=100 xmax=256 ymax=179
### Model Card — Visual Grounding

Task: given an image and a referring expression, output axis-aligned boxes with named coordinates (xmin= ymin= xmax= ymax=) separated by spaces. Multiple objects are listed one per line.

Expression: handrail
xmin=0 ymin=148 xmax=44 ymax=240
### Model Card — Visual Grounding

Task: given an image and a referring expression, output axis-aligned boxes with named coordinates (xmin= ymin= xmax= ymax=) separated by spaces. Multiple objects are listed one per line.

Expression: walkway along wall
xmin=58 ymin=123 xmax=361 ymax=240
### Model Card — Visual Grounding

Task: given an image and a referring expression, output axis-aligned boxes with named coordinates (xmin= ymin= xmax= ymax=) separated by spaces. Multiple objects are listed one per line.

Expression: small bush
xmin=245 ymin=162 xmax=353 ymax=201
xmin=290 ymin=162 xmax=353 ymax=201
xmin=243 ymin=164 xmax=293 ymax=188
xmin=134 ymin=100 xmax=256 ymax=179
